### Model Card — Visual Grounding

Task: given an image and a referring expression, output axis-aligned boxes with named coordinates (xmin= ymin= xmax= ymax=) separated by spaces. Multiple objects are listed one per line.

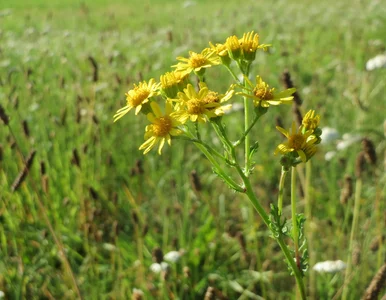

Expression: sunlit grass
xmin=0 ymin=0 xmax=385 ymax=298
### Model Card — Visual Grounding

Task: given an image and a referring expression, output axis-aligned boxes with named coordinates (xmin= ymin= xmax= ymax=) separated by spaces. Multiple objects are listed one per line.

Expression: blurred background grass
xmin=0 ymin=0 xmax=385 ymax=299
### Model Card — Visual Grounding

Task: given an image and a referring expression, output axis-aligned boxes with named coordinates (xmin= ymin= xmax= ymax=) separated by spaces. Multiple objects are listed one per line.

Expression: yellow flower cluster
xmin=113 ymin=31 xmax=315 ymax=157
xmin=275 ymin=110 xmax=321 ymax=163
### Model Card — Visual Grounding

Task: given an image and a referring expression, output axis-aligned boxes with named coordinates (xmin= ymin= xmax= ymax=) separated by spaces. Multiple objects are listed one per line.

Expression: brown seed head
xmin=355 ymin=152 xmax=366 ymax=178
xmin=362 ymin=263 xmax=386 ymax=300
xmin=362 ymin=138 xmax=377 ymax=166
xmin=340 ymin=175 xmax=353 ymax=205
xmin=152 ymin=247 xmax=164 ymax=264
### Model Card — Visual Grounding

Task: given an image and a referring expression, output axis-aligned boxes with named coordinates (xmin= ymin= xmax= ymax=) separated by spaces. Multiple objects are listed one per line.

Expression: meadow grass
xmin=0 ymin=0 xmax=385 ymax=299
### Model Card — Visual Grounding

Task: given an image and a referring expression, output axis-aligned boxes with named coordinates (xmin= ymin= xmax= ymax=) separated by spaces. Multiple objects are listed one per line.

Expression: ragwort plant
xmin=113 ymin=31 xmax=322 ymax=299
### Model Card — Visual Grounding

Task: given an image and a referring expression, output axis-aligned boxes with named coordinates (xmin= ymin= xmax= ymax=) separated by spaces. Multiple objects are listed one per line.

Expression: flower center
xmin=129 ymin=88 xmax=150 ymax=106
xmin=189 ymin=53 xmax=207 ymax=68
xmin=288 ymin=134 xmax=305 ymax=150
xmin=153 ymin=117 xmax=172 ymax=137
xmin=202 ymin=91 xmax=220 ymax=104
xmin=254 ymin=87 xmax=274 ymax=100
xmin=187 ymin=99 xmax=206 ymax=115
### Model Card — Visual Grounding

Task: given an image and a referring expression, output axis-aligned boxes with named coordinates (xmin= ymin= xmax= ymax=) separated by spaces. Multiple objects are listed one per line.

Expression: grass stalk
xmin=342 ymin=177 xmax=362 ymax=300
xmin=6 ymin=125 xmax=83 ymax=299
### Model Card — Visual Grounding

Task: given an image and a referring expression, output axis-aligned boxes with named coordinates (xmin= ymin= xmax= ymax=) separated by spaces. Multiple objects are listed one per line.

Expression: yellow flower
xmin=238 ymin=76 xmax=296 ymax=107
xmin=225 ymin=35 xmax=242 ymax=60
xmin=160 ymin=71 xmax=190 ymax=98
xmin=139 ymin=102 xmax=182 ymax=155
xmin=239 ymin=31 xmax=270 ymax=61
xmin=275 ymin=122 xmax=317 ymax=163
xmin=225 ymin=32 xmax=271 ymax=61
xmin=173 ymin=48 xmax=220 ymax=75
xmin=301 ymin=110 xmax=320 ymax=131
xmin=209 ymin=41 xmax=231 ymax=65
xmin=173 ymin=83 xmax=233 ymax=123
xmin=113 ymin=79 xmax=160 ymax=122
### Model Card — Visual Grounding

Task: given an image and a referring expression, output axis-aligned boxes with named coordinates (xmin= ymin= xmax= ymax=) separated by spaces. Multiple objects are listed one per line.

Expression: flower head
xmin=173 ymin=48 xmax=220 ymax=75
xmin=225 ymin=35 xmax=242 ymax=60
xmin=239 ymin=31 xmax=271 ymax=61
xmin=313 ymin=260 xmax=346 ymax=273
xmin=301 ymin=110 xmax=320 ymax=132
xmin=238 ymin=76 xmax=296 ymax=107
xmin=225 ymin=31 xmax=271 ymax=62
xmin=139 ymin=102 xmax=182 ymax=155
xmin=173 ymin=83 xmax=233 ymax=123
xmin=113 ymin=79 xmax=160 ymax=122
xmin=275 ymin=122 xmax=317 ymax=163
xmin=160 ymin=71 xmax=190 ymax=98
xmin=209 ymin=42 xmax=231 ymax=65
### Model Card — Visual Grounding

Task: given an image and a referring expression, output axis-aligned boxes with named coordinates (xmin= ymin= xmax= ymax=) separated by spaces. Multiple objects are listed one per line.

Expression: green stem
xmin=243 ymin=79 xmax=251 ymax=173
xmin=278 ymin=167 xmax=288 ymax=215
xmin=342 ymin=178 xmax=362 ymax=300
xmin=291 ymin=166 xmax=301 ymax=272
xmin=174 ymin=135 xmax=227 ymax=162
xmin=234 ymin=114 xmax=259 ymax=147
xmin=214 ymin=127 xmax=307 ymax=299
xmin=242 ymin=172 xmax=306 ymax=300
xmin=305 ymin=161 xmax=316 ymax=300
xmin=223 ymin=64 xmax=241 ymax=84
xmin=185 ymin=130 xmax=243 ymax=192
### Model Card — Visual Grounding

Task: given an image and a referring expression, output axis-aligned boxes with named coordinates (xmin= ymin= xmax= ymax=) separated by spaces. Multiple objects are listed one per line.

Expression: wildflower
xmin=173 ymin=83 xmax=233 ymax=123
xmin=324 ymin=151 xmax=337 ymax=161
xmin=239 ymin=76 xmax=295 ymax=107
xmin=139 ymin=102 xmax=182 ymax=155
xmin=164 ymin=250 xmax=185 ymax=263
xmin=173 ymin=48 xmax=220 ymax=76
xmin=225 ymin=35 xmax=242 ymax=60
xmin=313 ymin=260 xmax=346 ymax=273
xmin=320 ymin=127 xmax=339 ymax=144
xmin=336 ymin=133 xmax=362 ymax=150
xmin=275 ymin=122 xmax=317 ymax=163
xmin=209 ymin=42 xmax=231 ymax=65
xmin=365 ymin=53 xmax=386 ymax=71
xmin=149 ymin=262 xmax=169 ymax=274
xmin=301 ymin=110 xmax=320 ymax=132
xmin=113 ymin=79 xmax=160 ymax=121
xmin=160 ymin=70 xmax=190 ymax=98
xmin=239 ymin=31 xmax=271 ymax=61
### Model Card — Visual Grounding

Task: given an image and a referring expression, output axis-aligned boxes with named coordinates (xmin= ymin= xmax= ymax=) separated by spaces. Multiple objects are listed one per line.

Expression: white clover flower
xmin=320 ymin=127 xmax=339 ymax=144
xmin=366 ymin=53 xmax=386 ymax=71
xmin=313 ymin=260 xmax=346 ymax=273
xmin=164 ymin=250 xmax=183 ymax=263
xmin=150 ymin=262 xmax=169 ymax=274
xmin=336 ymin=133 xmax=362 ymax=150
xmin=325 ymin=151 xmax=337 ymax=161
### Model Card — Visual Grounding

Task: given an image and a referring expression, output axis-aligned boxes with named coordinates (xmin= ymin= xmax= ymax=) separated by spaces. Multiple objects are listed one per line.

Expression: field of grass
xmin=0 ymin=0 xmax=385 ymax=299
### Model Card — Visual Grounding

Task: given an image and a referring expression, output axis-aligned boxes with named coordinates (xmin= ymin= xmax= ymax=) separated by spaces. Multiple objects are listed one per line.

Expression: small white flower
xmin=336 ymin=133 xmax=362 ymax=150
xmin=320 ymin=127 xmax=339 ymax=144
xmin=366 ymin=53 xmax=386 ymax=71
xmin=313 ymin=260 xmax=346 ymax=273
xmin=325 ymin=151 xmax=337 ymax=161
xmin=0 ymin=291 xmax=4 ymax=299
xmin=164 ymin=250 xmax=183 ymax=263
xmin=150 ymin=262 xmax=169 ymax=273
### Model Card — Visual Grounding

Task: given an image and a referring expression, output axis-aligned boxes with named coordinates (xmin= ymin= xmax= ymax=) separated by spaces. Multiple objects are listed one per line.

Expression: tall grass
xmin=0 ymin=0 xmax=385 ymax=298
